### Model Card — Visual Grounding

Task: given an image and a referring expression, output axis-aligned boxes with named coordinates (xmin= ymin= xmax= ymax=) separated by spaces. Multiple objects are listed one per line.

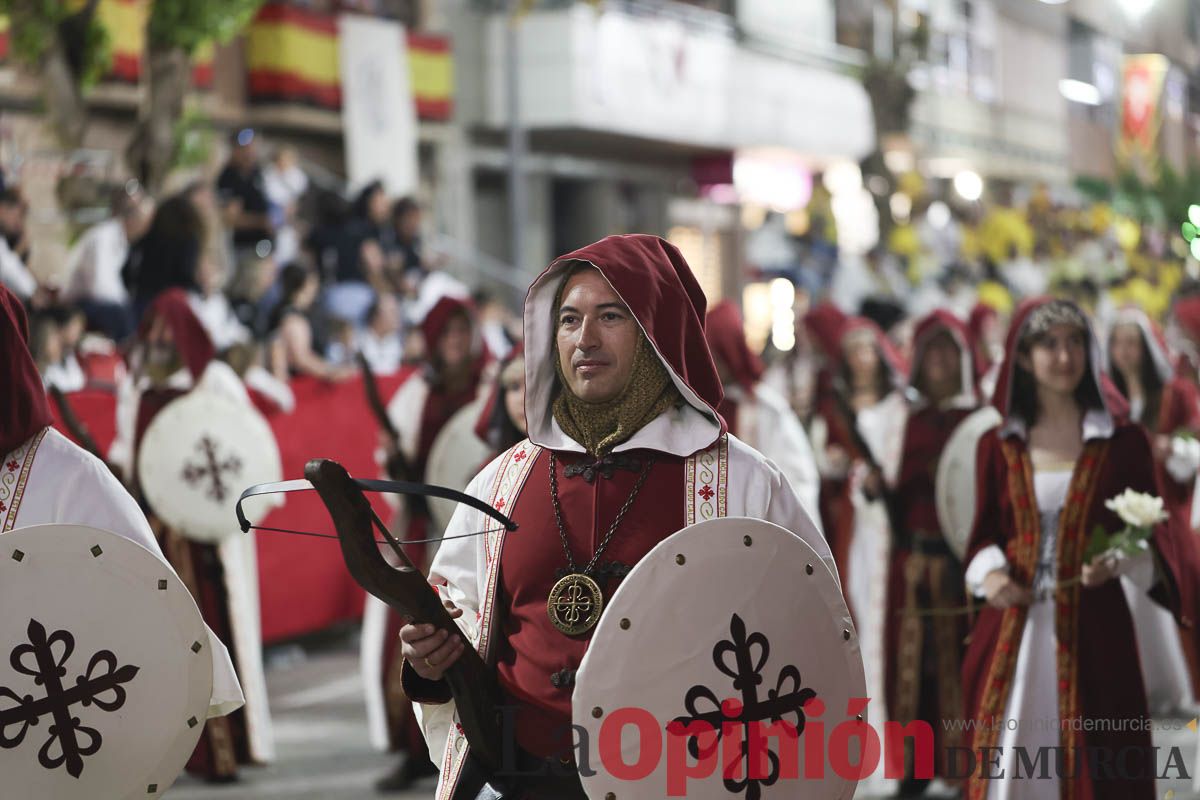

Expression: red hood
xmin=522 ymin=234 xmax=725 ymax=456
xmin=0 ymin=285 xmax=52 ymax=453
xmin=705 ymin=300 xmax=764 ymax=394
xmin=137 ymin=289 xmax=215 ymax=380
xmin=804 ymin=303 xmax=850 ymax=361
xmin=838 ymin=316 xmax=907 ymax=388
xmin=909 ymin=309 xmax=977 ymax=407
xmin=1106 ymin=306 xmax=1174 ymax=384
xmin=991 ymin=296 xmax=1126 ymax=423
xmin=421 ymin=296 xmax=473 ymax=347
xmin=1175 ymin=295 xmax=1200 ymax=345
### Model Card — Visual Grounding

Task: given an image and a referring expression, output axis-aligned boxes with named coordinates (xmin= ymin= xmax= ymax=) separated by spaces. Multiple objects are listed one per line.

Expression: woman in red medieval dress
xmin=962 ymin=297 xmax=1194 ymax=800
xmin=1107 ymin=307 xmax=1200 ymax=716
xmin=368 ymin=294 xmax=492 ymax=791
xmin=808 ymin=311 xmax=906 ymax=797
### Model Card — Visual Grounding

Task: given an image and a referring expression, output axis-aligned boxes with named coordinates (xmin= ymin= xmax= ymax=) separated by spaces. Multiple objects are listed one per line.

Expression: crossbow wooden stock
xmin=298 ymin=459 xmax=508 ymax=771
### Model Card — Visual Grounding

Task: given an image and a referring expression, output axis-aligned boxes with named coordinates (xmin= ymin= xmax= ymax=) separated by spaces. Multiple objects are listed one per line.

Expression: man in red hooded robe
xmin=871 ymin=310 xmax=979 ymax=792
xmin=393 ymin=235 xmax=834 ymax=798
xmin=116 ymin=289 xmax=272 ymax=782
xmin=369 ymin=295 xmax=492 ymax=790
xmin=705 ymin=299 xmax=820 ymax=521
xmin=0 ymin=284 xmax=245 ymax=772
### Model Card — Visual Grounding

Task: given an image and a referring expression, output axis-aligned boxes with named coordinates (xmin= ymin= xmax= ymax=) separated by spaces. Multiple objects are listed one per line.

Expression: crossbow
xmin=235 ymin=458 xmax=517 ymax=775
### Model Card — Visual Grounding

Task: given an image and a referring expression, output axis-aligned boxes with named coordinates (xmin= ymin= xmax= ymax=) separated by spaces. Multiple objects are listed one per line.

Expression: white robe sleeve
xmin=0 ymin=240 xmax=36 ymax=300
xmin=1165 ymin=436 xmax=1200 ymax=486
xmin=965 ymin=544 xmax=1009 ymax=596
xmin=726 ymin=435 xmax=840 ymax=588
xmin=753 ymin=385 xmax=822 ymax=533
xmin=411 ymin=456 xmax=503 ymax=766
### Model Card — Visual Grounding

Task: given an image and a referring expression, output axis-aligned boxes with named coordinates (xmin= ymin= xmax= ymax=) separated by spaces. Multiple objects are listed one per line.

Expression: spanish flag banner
xmin=0 ymin=0 xmax=213 ymax=88
xmin=245 ymin=2 xmax=453 ymax=121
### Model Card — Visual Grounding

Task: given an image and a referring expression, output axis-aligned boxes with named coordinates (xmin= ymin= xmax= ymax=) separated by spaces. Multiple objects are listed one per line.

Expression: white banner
xmin=339 ymin=14 xmax=418 ymax=197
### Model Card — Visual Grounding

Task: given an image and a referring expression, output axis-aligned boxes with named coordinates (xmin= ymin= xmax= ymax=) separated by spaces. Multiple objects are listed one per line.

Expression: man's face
xmin=556 ymin=269 xmax=640 ymax=403
xmin=233 ymin=141 xmax=258 ymax=170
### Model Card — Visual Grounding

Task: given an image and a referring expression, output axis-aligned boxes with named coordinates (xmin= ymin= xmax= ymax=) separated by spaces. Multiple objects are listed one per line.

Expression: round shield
xmin=574 ymin=518 xmax=865 ymax=800
xmin=0 ymin=524 xmax=213 ymax=799
xmin=425 ymin=397 xmax=492 ymax=533
xmin=935 ymin=405 xmax=1002 ymax=560
xmin=138 ymin=389 xmax=282 ymax=543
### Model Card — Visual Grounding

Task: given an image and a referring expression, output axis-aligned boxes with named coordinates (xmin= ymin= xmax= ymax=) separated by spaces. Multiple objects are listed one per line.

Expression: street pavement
xmin=166 ymin=632 xmax=1200 ymax=799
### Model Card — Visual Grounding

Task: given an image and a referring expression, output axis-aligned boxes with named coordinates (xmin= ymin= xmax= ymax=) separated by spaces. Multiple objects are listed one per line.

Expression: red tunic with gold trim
xmin=130 ymin=293 xmax=252 ymax=780
xmin=961 ymin=298 xmax=1195 ymax=800
xmin=883 ymin=403 xmax=972 ymax=775
xmin=494 ymin=448 xmax=685 ymax=757
xmin=961 ymin=425 xmax=1189 ymax=800
xmin=880 ymin=310 xmax=978 ymax=780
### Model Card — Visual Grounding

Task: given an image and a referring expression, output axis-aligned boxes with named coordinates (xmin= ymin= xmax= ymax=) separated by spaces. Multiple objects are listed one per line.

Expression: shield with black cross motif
xmin=138 ymin=388 xmax=282 ymax=543
xmin=0 ymin=524 xmax=213 ymax=799
xmin=573 ymin=518 xmax=866 ymax=800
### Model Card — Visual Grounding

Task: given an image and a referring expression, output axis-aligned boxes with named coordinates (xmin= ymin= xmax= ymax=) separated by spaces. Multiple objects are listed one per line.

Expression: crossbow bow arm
xmin=302 ymin=458 xmax=505 ymax=770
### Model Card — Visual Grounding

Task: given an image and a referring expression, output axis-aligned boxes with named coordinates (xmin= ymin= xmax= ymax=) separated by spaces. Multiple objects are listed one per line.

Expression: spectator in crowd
xmin=189 ymin=250 xmax=253 ymax=352
xmin=28 ymin=311 xmax=63 ymax=378
xmin=392 ymin=195 xmax=424 ymax=282
xmin=228 ymin=249 xmax=280 ymax=338
xmin=322 ymin=180 xmax=393 ymax=323
xmin=473 ymin=287 xmax=517 ymax=360
xmin=122 ymin=184 xmax=209 ymax=321
xmin=262 ymin=145 xmax=308 ymax=266
xmin=41 ymin=305 xmax=87 ymax=392
xmin=217 ymin=128 xmax=274 ymax=252
xmin=0 ymin=187 xmax=38 ymax=302
xmin=64 ymin=181 xmax=153 ymax=340
xmin=325 ymin=317 xmax=358 ymax=367
xmin=358 ymin=292 xmax=403 ymax=375
xmin=268 ymin=262 xmax=355 ymax=381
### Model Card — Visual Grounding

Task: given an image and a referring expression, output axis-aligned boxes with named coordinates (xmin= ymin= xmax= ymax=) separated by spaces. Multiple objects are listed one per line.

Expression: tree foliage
xmin=146 ymin=0 xmax=265 ymax=54
xmin=0 ymin=0 xmax=110 ymax=88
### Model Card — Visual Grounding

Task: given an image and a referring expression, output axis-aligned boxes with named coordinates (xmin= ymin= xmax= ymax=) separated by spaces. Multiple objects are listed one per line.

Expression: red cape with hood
xmin=0 ymin=285 xmax=53 ymax=455
xmin=705 ymin=299 xmax=764 ymax=436
xmin=962 ymin=297 xmax=1193 ymax=800
xmin=130 ymin=289 xmax=244 ymax=779
xmin=883 ymin=310 xmax=977 ymax=777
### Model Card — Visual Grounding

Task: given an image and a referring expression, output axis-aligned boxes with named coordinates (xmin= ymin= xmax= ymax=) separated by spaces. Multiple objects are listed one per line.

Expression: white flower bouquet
xmin=1084 ymin=489 xmax=1167 ymax=563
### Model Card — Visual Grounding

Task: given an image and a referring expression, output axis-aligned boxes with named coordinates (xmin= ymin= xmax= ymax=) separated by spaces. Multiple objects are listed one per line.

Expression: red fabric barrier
xmin=48 ymin=388 xmax=119 ymax=456
xmin=254 ymin=370 xmax=414 ymax=642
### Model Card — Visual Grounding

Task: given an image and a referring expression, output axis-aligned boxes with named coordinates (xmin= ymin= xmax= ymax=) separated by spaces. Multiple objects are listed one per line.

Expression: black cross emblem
xmin=181 ymin=435 xmax=243 ymax=502
xmin=0 ymin=619 xmax=139 ymax=778
xmin=671 ymin=614 xmax=816 ymax=799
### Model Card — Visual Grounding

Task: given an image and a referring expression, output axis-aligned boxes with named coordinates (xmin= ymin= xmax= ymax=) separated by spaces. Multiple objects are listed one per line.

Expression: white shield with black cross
xmin=138 ymin=388 xmax=282 ymax=543
xmin=573 ymin=517 xmax=866 ymax=800
xmin=0 ymin=524 xmax=213 ymax=798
